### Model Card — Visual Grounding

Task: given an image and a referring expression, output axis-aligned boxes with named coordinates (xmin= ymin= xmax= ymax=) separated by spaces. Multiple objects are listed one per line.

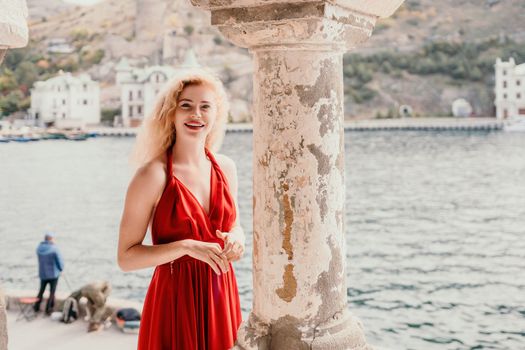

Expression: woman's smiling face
xmin=174 ymin=83 xmax=218 ymax=140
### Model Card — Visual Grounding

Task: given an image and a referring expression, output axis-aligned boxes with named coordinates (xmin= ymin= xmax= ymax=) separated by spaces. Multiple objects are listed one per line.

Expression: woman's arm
xmin=117 ymin=161 xmax=186 ymax=272
xmin=117 ymin=160 xmax=230 ymax=274
xmin=216 ymin=154 xmax=245 ymax=261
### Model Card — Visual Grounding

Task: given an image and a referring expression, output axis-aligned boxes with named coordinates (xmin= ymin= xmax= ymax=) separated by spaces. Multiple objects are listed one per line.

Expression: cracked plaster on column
xmin=188 ymin=0 xmax=407 ymax=347
xmin=251 ymin=50 xmax=345 ymax=321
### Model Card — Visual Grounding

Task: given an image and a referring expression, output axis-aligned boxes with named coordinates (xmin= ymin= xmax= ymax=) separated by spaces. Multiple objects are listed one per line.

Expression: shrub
xmin=406 ymin=18 xmax=419 ymax=26
xmin=101 ymin=107 xmax=121 ymax=124
xmin=184 ymin=25 xmax=194 ymax=36
xmin=213 ymin=36 xmax=223 ymax=45
xmin=15 ymin=61 xmax=39 ymax=88
xmin=374 ymin=22 xmax=391 ymax=34
xmin=70 ymin=28 xmax=89 ymax=42
xmin=0 ymin=90 xmax=25 ymax=116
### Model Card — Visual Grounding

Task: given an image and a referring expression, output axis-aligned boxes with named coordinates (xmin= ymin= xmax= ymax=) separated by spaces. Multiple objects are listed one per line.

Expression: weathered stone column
xmin=191 ymin=1 xmax=404 ymax=348
xmin=0 ymin=0 xmax=28 ymax=65
xmin=0 ymin=287 xmax=7 ymax=350
xmin=0 ymin=2 xmax=28 ymax=348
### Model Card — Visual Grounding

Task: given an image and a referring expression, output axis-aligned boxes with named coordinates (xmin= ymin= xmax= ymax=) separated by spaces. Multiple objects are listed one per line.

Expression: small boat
xmin=12 ymin=136 xmax=32 ymax=142
xmin=43 ymin=128 xmax=67 ymax=140
xmin=12 ymin=134 xmax=41 ymax=142
xmin=42 ymin=132 xmax=66 ymax=140
xmin=8 ymin=130 xmax=42 ymax=142
xmin=65 ymin=132 xmax=89 ymax=141
xmin=85 ymin=131 xmax=99 ymax=138
xmin=27 ymin=134 xmax=42 ymax=141
xmin=504 ymin=116 xmax=525 ymax=132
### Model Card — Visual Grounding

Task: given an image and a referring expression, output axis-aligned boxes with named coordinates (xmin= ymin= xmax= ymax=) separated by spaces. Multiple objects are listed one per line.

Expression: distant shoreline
xmin=86 ymin=117 xmax=504 ymax=136
xmin=0 ymin=117 xmax=505 ymax=141
xmin=340 ymin=117 xmax=504 ymax=131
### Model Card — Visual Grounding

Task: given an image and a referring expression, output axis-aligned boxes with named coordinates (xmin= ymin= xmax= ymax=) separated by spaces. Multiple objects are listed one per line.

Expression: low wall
xmin=87 ymin=118 xmax=505 ymax=136
xmin=343 ymin=117 xmax=504 ymax=131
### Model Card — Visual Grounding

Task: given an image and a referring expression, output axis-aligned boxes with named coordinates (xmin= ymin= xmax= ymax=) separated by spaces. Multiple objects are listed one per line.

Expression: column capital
xmin=190 ymin=0 xmax=404 ymax=51
xmin=0 ymin=0 xmax=29 ymax=49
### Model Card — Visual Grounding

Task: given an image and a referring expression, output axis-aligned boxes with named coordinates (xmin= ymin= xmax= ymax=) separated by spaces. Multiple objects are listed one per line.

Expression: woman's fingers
xmin=226 ymin=251 xmax=236 ymax=261
xmin=235 ymin=244 xmax=244 ymax=260
xmin=222 ymin=241 xmax=234 ymax=257
xmin=216 ymin=229 xmax=228 ymax=241
xmin=210 ymin=251 xmax=229 ymax=274
xmin=226 ymin=242 xmax=240 ymax=260
xmin=210 ymin=243 xmax=222 ymax=253
xmin=220 ymin=253 xmax=230 ymax=272
xmin=233 ymin=242 xmax=243 ymax=253
xmin=224 ymin=242 xmax=244 ymax=262
xmin=231 ymin=251 xmax=241 ymax=262
xmin=205 ymin=256 xmax=221 ymax=275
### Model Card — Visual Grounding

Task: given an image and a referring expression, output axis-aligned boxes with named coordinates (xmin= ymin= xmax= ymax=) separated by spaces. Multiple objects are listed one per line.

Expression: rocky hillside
xmin=14 ymin=0 xmax=525 ymax=120
xmin=351 ymin=0 xmax=525 ymax=118
xmin=364 ymin=0 xmax=525 ymax=53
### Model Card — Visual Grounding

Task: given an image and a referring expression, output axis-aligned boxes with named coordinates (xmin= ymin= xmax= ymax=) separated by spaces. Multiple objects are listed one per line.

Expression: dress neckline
xmin=169 ymin=147 xmax=214 ymax=218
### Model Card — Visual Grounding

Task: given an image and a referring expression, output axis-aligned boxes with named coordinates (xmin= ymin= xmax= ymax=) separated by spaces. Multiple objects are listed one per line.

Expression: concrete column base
xmin=234 ymin=310 xmax=372 ymax=350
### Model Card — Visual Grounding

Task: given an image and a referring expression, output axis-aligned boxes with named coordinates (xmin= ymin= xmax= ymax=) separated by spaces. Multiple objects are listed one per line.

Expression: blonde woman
xmin=118 ymin=68 xmax=245 ymax=349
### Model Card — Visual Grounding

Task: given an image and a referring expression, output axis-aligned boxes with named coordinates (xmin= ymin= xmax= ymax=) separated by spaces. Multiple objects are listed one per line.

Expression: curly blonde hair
xmin=130 ymin=68 xmax=230 ymax=168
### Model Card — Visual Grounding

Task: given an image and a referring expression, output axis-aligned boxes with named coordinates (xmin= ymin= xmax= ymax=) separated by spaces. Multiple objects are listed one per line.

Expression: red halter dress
xmin=137 ymin=146 xmax=242 ymax=350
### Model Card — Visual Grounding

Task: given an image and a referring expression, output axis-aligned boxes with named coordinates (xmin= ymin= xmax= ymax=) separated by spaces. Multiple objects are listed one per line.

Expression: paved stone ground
xmin=6 ymin=309 xmax=137 ymax=350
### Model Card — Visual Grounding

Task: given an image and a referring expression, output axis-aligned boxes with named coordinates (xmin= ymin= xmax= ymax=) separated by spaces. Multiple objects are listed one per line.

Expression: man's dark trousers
xmin=33 ymin=278 xmax=58 ymax=314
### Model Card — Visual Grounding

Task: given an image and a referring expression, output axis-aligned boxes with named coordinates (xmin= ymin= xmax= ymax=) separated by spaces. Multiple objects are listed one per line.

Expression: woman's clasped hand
xmin=216 ymin=229 xmax=245 ymax=262
xmin=182 ymin=229 xmax=244 ymax=275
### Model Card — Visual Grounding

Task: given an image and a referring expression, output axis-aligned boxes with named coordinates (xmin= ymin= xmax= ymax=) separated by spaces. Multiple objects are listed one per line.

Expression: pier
xmin=0 ymin=118 xmax=506 ymax=143
xmin=342 ymin=117 xmax=504 ymax=131
xmin=84 ymin=117 xmax=504 ymax=137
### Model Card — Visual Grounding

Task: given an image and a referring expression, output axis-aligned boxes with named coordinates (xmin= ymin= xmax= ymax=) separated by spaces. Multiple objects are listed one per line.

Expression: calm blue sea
xmin=1 ymin=130 xmax=524 ymax=349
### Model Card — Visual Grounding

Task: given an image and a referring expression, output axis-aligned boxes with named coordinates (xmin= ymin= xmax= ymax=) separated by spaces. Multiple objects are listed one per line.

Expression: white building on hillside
xmin=29 ymin=72 xmax=100 ymax=128
xmin=495 ymin=58 xmax=525 ymax=119
xmin=47 ymin=38 xmax=75 ymax=54
xmin=115 ymin=49 xmax=200 ymax=127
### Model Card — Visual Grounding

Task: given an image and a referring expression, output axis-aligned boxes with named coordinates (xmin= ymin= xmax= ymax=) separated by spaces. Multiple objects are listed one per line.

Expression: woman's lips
xmin=184 ymin=122 xmax=205 ymax=130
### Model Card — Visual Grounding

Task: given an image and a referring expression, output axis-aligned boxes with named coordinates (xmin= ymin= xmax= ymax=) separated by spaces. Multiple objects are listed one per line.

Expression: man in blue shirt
xmin=33 ymin=232 xmax=64 ymax=315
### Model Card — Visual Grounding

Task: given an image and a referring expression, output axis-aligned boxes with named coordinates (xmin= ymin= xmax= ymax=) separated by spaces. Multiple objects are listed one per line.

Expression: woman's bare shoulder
xmin=213 ymin=153 xmax=238 ymax=193
xmin=130 ymin=154 xmax=167 ymax=192
xmin=213 ymin=153 xmax=237 ymax=174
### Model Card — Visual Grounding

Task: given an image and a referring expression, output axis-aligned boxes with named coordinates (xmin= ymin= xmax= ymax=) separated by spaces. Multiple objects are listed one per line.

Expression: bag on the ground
xmin=116 ymin=308 xmax=141 ymax=334
xmin=116 ymin=308 xmax=141 ymax=321
xmin=62 ymin=297 xmax=79 ymax=323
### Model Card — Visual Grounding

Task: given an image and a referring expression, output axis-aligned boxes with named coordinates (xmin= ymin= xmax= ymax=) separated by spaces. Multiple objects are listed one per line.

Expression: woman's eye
xmin=180 ymin=104 xmax=190 ymax=108
xmin=201 ymin=105 xmax=210 ymax=109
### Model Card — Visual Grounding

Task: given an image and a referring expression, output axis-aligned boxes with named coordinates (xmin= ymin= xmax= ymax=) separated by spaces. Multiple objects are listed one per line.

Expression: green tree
xmin=213 ymin=36 xmax=223 ymax=45
xmin=3 ymin=47 xmax=28 ymax=71
xmin=90 ymin=49 xmax=105 ymax=65
xmin=15 ymin=61 xmax=39 ymax=89
xmin=184 ymin=25 xmax=194 ymax=36
xmin=0 ymin=90 xmax=25 ymax=116
xmin=101 ymin=107 xmax=121 ymax=125
xmin=79 ymin=49 xmax=105 ymax=68
xmin=18 ymin=95 xmax=31 ymax=111
xmin=57 ymin=57 xmax=79 ymax=72
xmin=70 ymin=28 xmax=89 ymax=42
xmin=0 ymin=68 xmax=18 ymax=93
xmin=380 ymin=61 xmax=393 ymax=74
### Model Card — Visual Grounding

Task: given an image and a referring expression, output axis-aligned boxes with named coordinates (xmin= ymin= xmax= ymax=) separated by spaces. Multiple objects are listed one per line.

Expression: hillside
xmin=3 ymin=0 xmax=525 ymax=120
xmin=351 ymin=0 xmax=525 ymax=118
xmin=364 ymin=0 xmax=525 ymax=53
